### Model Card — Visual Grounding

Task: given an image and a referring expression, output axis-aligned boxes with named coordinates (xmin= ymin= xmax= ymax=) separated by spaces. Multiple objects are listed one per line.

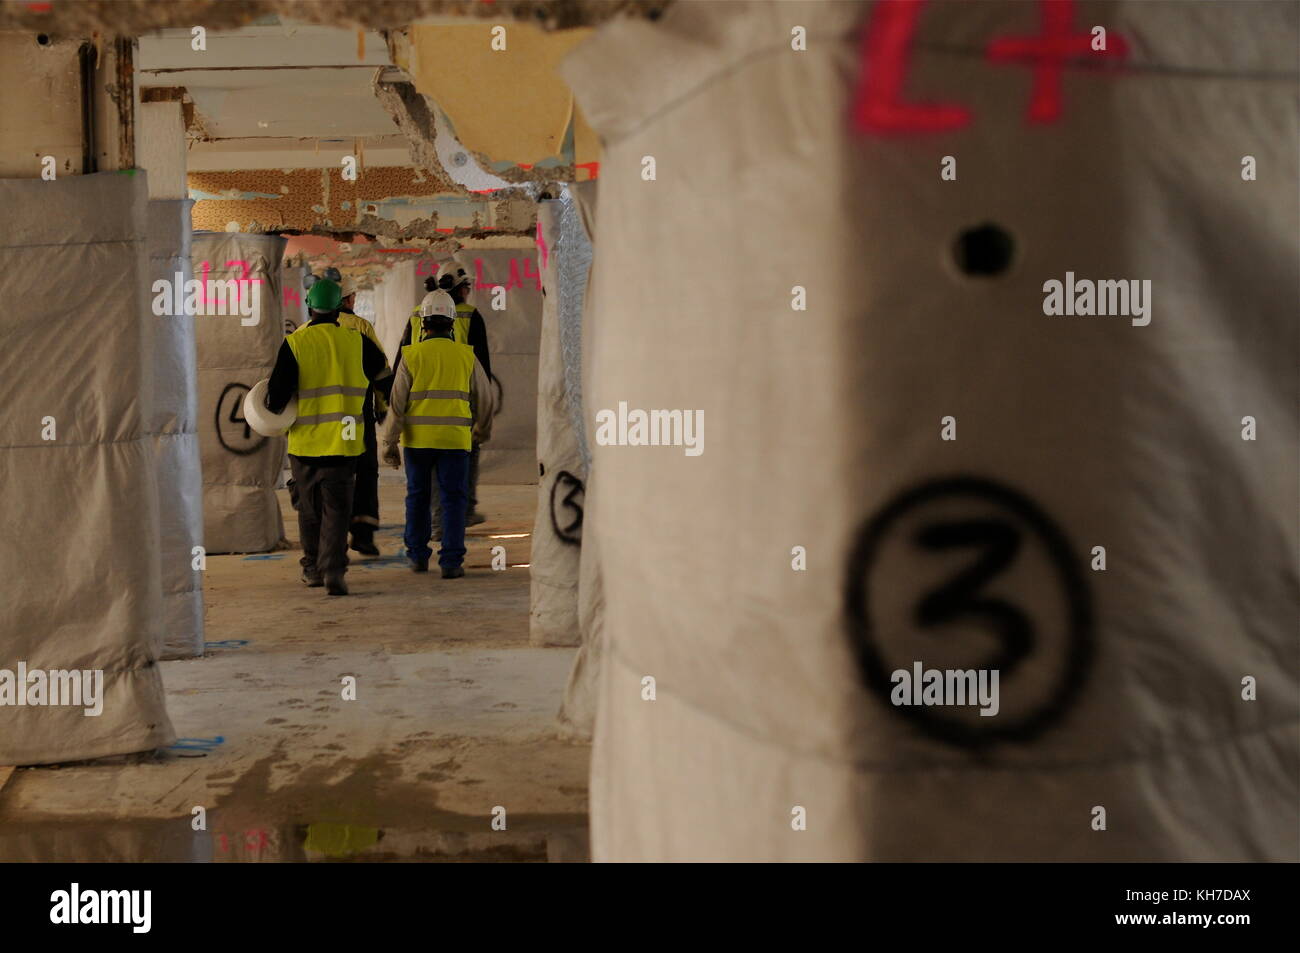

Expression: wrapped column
xmin=148 ymin=199 xmax=205 ymax=659
xmin=558 ymin=180 xmax=604 ymax=736
xmin=280 ymin=264 xmax=310 ymax=335
xmin=530 ymin=191 xmax=594 ymax=647
xmin=0 ymin=173 xmax=174 ymax=765
xmin=455 ymin=249 xmax=543 ymax=484
xmin=563 ymin=0 xmax=1298 ymax=861
xmin=192 ymin=232 xmax=288 ymax=554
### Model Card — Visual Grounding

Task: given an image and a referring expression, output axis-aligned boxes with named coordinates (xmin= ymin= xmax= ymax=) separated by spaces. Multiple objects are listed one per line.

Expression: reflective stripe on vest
xmin=285 ymin=323 xmax=367 ymax=457
xmin=409 ymin=304 xmax=473 ymax=347
xmin=454 ymin=302 xmax=473 ymax=346
xmin=400 ymin=338 xmax=475 ymax=450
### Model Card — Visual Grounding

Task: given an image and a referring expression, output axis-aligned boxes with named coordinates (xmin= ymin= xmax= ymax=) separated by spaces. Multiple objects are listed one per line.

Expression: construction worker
xmin=336 ymin=276 xmax=388 ymax=555
xmin=381 ymin=290 xmax=489 ymax=578
xmin=266 ymin=278 xmax=392 ymax=596
xmin=393 ymin=260 xmax=493 ymax=528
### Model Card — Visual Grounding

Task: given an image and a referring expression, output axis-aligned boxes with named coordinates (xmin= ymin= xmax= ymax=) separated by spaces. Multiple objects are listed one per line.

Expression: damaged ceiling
xmin=0 ymin=0 xmax=669 ymax=33
xmin=129 ymin=17 xmax=599 ymax=242
xmin=5 ymin=3 xmax=626 ymax=245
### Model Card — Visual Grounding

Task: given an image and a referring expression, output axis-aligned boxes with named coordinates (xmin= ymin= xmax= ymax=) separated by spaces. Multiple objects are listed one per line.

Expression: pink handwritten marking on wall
xmin=852 ymin=0 xmax=1128 ymax=134
xmin=283 ymin=286 xmax=300 ymax=308
xmin=196 ymin=259 xmax=263 ymax=307
xmin=535 ymin=220 xmax=549 ymax=270
xmin=474 ymin=257 xmax=542 ymax=292
xmin=986 ymin=0 xmax=1128 ymax=123
xmin=853 ymin=0 xmax=970 ymax=135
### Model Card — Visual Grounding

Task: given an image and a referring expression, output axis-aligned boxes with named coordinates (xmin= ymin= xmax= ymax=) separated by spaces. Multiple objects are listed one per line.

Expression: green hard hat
xmin=306 ymin=278 xmax=342 ymax=311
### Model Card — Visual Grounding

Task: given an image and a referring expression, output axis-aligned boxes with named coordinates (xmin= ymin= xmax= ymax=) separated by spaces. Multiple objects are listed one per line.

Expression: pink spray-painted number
xmin=196 ymin=259 xmax=264 ymax=308
xmin=852 ymin=0 xmax=1128 ymax=134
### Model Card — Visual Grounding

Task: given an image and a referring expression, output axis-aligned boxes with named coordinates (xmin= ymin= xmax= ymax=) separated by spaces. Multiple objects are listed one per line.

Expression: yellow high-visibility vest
xmin=400 ymin=337 xmax=475 ymax=451
xmin=285 ymin=323 xmax=368 ymax=457
xmin=337 ymin=311 xmax=388 ymax=416
xmin=454 ymin=302 xmax=473 ymax=346
xmin=408 ymin=302 xmax=473 ymax=348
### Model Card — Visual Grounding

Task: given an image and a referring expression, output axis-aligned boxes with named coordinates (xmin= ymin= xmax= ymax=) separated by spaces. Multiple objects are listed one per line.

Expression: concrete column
xmin=137 ymin=99 xmax=188 ymax=199
xmin=0 ymin=31 xmax=83 ymax=178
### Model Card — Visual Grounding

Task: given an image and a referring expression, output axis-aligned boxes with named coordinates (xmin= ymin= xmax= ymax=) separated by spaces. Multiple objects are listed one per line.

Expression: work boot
xmin=410 ymin=557 xmax=429 ymax=573
xmin=325 ymin=574 xmax=349 ymax=596
xmin=350 ymin=530 xmax=379 ymax=556
xmin=467 ymin=511 xmax=487 ymax=527
xmin=441 ymin=565 xmax=465 ymax=579
xmin=301 ymin=568 xmax=324 ymax=588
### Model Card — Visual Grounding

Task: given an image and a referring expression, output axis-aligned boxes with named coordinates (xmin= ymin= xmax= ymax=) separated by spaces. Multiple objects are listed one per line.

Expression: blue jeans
xmin=403 ymin=447 xmax=470 ymax=567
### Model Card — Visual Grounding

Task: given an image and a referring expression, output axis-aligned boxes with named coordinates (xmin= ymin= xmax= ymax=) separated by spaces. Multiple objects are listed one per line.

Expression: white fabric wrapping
xmin=192 ymin=233 xmax=288 ymax=554
xmin=455 ymin=249 xmax=541 ymax=484
xmin=0 ymin=173 xmax=174 ymax=765
xmin=563 ymin=0 xmax=1298 ymax=861
xmin=148 ymin=200 xmax=204 ymax=659
xmin=558 ymin=180 xmax=605 ymax=737
xmin=530 ymin=199 xmax=587 ymax=647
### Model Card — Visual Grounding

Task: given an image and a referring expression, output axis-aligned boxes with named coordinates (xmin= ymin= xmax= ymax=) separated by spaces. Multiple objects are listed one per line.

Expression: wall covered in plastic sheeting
xmin=452 ymin=248 xmax=542 ymax=484
xmin=0 ymin=173 xmax=175 ymax=765
xmin=192 ymin=232 xmax=288 ymax=554
xmin=148 ymin=200 xmax=204 ymax=660
xmin=563 ymin=0 xmax=1299 ymax=861
xmin=529 ymin=192 xmax=592 ymax=647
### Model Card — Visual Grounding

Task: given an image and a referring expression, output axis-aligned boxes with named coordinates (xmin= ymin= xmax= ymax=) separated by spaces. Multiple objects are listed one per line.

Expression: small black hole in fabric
xmin=954 ymin=223 xmax=1014 ymax=277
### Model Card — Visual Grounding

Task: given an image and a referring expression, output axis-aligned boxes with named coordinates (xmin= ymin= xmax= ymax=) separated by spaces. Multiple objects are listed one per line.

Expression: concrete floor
xmin=0 ymin=482 xmax=591 ymax=862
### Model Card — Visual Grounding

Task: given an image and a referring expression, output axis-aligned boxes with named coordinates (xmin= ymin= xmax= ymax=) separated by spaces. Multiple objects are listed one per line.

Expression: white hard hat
xmin=243 ymin=378 xmax=297 ymax=437
xmin=419 ymin=290 xmax=456 ymax=319
xmin=340 ymin=275 xmax=358 ymax=297
xmin=435 ymin=259 xmax=471 ymax=290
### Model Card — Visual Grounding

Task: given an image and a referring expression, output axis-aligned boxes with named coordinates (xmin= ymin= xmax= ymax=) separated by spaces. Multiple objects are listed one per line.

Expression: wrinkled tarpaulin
xmin=192 ymin=232 xmax=287 ymax=554
xmin=0 ymin=173 xmax=174 ymax=765
xmin=563 ymin=0 xmax=1299 ymax=861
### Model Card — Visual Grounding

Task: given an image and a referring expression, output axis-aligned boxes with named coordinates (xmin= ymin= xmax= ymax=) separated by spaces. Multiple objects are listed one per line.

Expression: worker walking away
xmin=393 ymin=259 xmax=494 ymax=529
xmin=382 ymin=290 xmax=490 ymax=578
xmin=266 ymin=278 xmax=392 ymax=596
xmin=335 ymin=276 xmax=388 ymax=556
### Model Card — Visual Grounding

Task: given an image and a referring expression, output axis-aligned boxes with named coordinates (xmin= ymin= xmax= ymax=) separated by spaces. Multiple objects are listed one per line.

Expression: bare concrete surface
xmin=0 ymin=483 xmax=591 ymax=862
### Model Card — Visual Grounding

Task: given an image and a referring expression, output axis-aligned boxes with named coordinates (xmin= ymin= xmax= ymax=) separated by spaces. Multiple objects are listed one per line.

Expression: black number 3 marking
xmin=844 ymin=476 xmax=1093 ymax=747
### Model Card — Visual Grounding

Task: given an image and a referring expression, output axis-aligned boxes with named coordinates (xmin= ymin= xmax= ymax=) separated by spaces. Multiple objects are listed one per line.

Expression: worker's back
xmin=399 ymin=336 xmax=475 ymax=451
xmin=285 ymin=323 xmax=367 ymax=458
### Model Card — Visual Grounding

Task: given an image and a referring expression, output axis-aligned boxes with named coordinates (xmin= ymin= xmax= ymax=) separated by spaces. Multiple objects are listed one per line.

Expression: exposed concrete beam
xmin=138 ymin=24 xmax=391 ymax=71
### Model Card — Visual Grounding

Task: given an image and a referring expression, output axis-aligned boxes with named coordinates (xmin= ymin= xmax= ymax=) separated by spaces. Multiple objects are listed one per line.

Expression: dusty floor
xmin=0 ymin=481 xmax=591 ymax=862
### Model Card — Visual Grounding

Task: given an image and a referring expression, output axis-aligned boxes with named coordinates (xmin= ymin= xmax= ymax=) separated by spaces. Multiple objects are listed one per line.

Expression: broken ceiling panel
xmin=189 ymin=166 xmax=537 ymax=239
xmin=407 ymin=22 xmax=595 ymax=168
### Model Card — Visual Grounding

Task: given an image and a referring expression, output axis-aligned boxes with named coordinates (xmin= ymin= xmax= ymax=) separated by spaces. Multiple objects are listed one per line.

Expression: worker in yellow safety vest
xmin=313 ymin=275 xmax=389 ymax=556
xmin=266 ymin=278 xmax=392 ymax=595
xmin=392 ymin=260 xmax=493 ymax=529
xmin=381 ymin=290 xmax=491 ymax=578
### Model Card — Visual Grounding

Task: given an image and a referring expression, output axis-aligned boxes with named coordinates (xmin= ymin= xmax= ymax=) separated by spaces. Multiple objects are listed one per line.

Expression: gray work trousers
xmin=290 ymin=456 xmax=359 ymax=578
